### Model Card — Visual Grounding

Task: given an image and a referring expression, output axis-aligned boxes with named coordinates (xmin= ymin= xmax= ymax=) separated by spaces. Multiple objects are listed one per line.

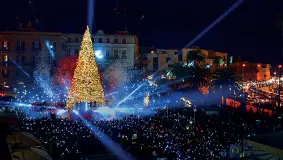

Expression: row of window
xmin=66 ymin=48 xmax=128 ymax=58
xmin=0 ymin=41 xmax=58 ymax=52
xmin=0 ymin=55 xmax=36 ymax=67
xmin=1 ymin=69 xmax=27 ymax=78
xmin=68 ymin=37 xmax=127 ymax=44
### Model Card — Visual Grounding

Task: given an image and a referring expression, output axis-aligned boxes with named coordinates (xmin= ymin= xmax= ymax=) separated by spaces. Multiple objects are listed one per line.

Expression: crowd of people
xmin=16 ymin=105 xmax=283 ymax=160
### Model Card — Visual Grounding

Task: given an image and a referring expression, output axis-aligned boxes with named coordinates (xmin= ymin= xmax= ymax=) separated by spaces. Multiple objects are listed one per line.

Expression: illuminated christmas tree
xmin=66 ymin=26 xmax=106 ymax=110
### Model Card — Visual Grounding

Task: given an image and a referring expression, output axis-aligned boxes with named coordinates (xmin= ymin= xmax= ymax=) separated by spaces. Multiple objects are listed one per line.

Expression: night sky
xmin=1 ymin=0 xmax=282 ymax=65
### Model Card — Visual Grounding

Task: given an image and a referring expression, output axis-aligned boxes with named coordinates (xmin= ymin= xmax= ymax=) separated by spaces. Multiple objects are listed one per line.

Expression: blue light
xmin=95 ymin=50 xmax=103 ymax=59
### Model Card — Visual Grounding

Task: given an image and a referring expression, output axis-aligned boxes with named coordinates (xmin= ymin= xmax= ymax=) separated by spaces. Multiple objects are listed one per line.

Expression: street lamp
xmin=279 ymin=65 xmax=282 ymax=108
xmin=193 ymin=108 xmax=197 ymax=127
xmin=242 ymin=64 xmax=246 ymax=93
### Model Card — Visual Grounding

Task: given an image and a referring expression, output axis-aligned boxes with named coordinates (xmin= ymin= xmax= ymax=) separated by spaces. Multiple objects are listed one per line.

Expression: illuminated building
xmin=182 ymin=47 xmax=228 ymax=71
xmin=144 ymin=47 xmax=228 ymax=72
xmin=65 ymin=30 xmax=139 ymax=69
xmin=146 ymin=49 xmax=179 ymax=71
xmin=230 ymin=62 xmax=271 ymax=81
xmin=0 ymin=23 xmax=139 ymax=90
xmin=0 ymin=22 xmax=67 ymax=88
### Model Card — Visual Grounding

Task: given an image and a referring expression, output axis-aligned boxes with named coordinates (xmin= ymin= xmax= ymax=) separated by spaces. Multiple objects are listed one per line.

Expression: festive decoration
xmin=103 ymin=59 xmax=133 ymax=88
xmin=144 ymin=93 xmax=150 ymax=107
xmin=55 ymin=56 xmax=78 ymax=87
xmin=218 ymin=58 xmax=225 ymax=66
xmin=181 ymin=97 xmax=192 ymax=107
xmin=66 ymin=26 xmax=106 ymax=110
xmin=229 ymin=56 xmax=233 ymax=65
xmin=33 ymin=50 xmax=54 ymax=98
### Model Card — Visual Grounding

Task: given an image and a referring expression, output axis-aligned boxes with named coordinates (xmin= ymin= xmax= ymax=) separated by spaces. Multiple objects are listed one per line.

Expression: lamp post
xmin=256 ymin=64 xmax=261 ymax=90
xmin=242 ymin=64 xmax=246 ymax=93
xmin=278 ymin=65 xmax=282 ymax=108
xmin=193 ymin=108 xmax=197 ymax=127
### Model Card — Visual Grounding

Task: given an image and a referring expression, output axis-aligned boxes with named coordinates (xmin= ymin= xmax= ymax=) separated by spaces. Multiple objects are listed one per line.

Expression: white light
xmin=95 ymin=50 xmax=103 ymax=59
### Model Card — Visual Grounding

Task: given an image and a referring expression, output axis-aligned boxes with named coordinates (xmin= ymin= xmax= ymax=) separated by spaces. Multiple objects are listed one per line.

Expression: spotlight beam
xmin=115 ymin=84 xmax=144 ymax=108
xmin=74 ymin=112 xmax=135 ymax=160
xmin=116 ymin=0 xmax=245 ymax=98
xmin=10 ymin=59 xmax=32 ymax=79
xmin=152 ymin=0 xmax=245 ymax=77
xmin=88 ymin=0 xmax=95 ymax=32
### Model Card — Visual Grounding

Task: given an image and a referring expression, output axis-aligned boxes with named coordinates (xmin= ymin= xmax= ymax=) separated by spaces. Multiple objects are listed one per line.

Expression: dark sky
xmin=0 ymin=0 xmax=282 ymax=65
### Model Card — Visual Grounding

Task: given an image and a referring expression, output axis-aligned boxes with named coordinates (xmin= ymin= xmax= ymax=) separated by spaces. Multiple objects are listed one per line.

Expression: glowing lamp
xmin=279 ymin=65 xmax=282 ymax=68
xmin=95 ymin=50 xmax=103 ymax=59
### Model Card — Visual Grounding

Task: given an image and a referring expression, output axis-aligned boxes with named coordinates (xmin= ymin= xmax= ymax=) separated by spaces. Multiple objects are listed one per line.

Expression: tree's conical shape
xmin=66 ymin=26 xmax=106 ymax=110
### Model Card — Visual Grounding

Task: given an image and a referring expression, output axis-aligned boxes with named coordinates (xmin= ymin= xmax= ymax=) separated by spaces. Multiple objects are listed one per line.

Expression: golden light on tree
xmin=144 ymin=93 xmax=150 ymax=107
xmin=66 ymin=26 xmax=106 ymax=110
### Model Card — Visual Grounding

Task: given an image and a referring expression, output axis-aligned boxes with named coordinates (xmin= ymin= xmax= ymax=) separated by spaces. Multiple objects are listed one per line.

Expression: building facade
xmin=0 ymin=25 xmax=67 ymax=87
xmin=182 ymin=47 xmax=228 ymax=71
xmin=231 ymin=62 xmax=271 ymax=81
xmin=144 ymin=47 xmax=228 ymax=72
xmin=65 ymin=30 xmax=139 ymax=69
xmin=146 ymin=49 xmax=179 ymax=71
xmin=0 ymin=24 xmax=138 ymax=88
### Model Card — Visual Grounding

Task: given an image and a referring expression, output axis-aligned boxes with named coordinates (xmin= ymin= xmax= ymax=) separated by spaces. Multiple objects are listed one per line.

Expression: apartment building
xmin=0 ymin=23 xmax=66 ymax=87
xmin=144 ymin=47 xmax=228 ymax=72
xmin=65 ymin=30 xmax=139 ymax=69
xmin=0 ymin=23 xmax=139 ymax=88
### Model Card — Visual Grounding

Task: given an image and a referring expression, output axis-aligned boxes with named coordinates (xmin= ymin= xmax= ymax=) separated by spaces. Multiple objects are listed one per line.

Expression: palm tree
xmin=187 ymin=66 xmax=208 ymax=89
xmin=186 ymin=49 xmax=206 ymax=67
xmin=167 ymin=63 xmax=209 ymax=90
xmin=167 ymin=63 xmax=190 ymax=80
xmin=209 ymin=67 xmax=242 ymax=105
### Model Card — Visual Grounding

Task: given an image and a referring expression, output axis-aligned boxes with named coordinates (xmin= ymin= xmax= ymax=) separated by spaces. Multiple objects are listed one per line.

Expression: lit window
xmin=4 ymin=55 xmax=8 ymax=62
xmin=114 ymin=49 xmax=119 ymax=57
xmin=2 ymin=69 xmax=9 ymax=77
xmin=3 ymin=41 xmax=8 ymax=50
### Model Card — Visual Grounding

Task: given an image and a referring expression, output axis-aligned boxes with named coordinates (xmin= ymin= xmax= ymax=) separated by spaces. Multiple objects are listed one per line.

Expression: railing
xmin=0 ymin=47 xmax=9 ymax=52
xmin=30 ymin=48 xmax=42 ymax=52
xmin=16 ymin=48 xmax=25 ymax=53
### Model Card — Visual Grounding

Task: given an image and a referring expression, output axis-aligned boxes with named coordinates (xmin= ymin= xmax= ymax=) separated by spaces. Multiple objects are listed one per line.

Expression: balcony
xmin=31 ymin=48 xmax=42 ymax=52
xmin=0 ymin=47 xmax=9 ymax=53
xmin=16 ymin=48 xmax=25 ymax=53
xmin=104 ymin=56 xmax=119 ymax=59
